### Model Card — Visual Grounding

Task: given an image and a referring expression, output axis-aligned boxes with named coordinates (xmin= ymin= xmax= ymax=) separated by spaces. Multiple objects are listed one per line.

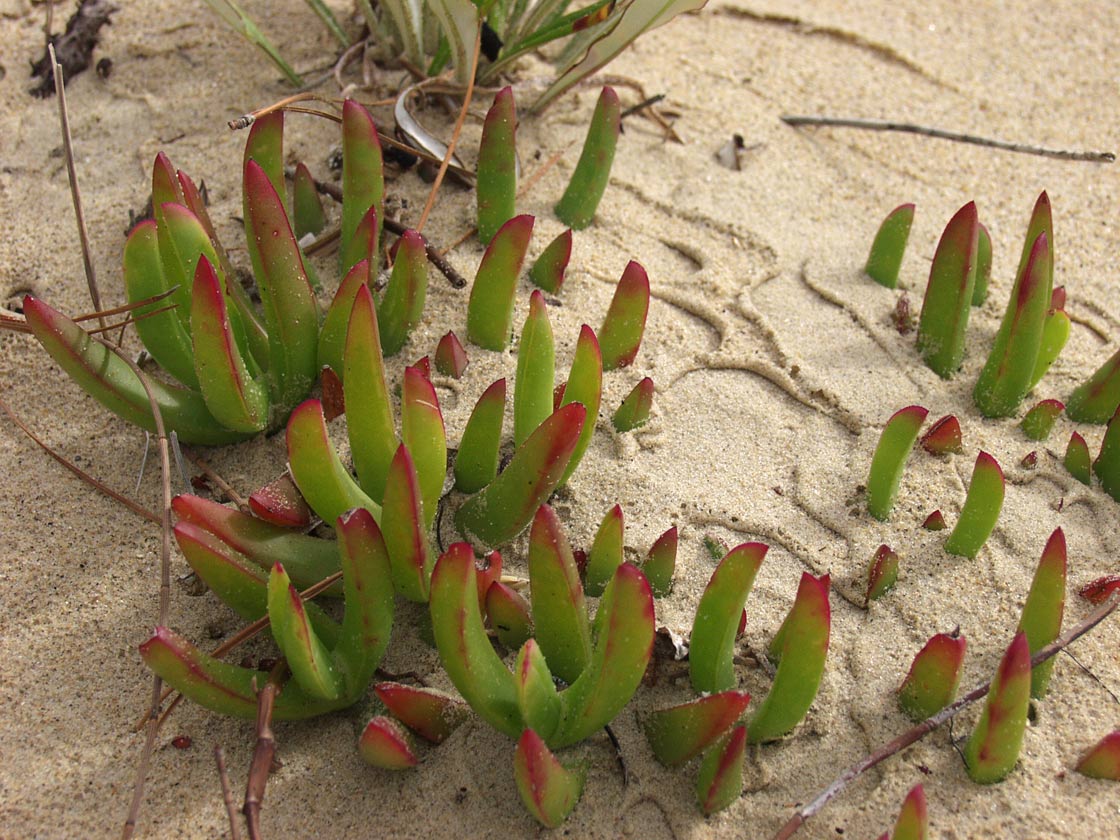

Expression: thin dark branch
xmin=770 ymin=595 xmax=1120 ymax=840
xmin=780 ymin=115 xmax=1115 ymax=163
xmin=244 ymin=661 xmax=287 ymax=840
xmin=50 ymin=44 xmax=106 ymax=328
xmin=214 ymin=745 xmax=242 ymax=840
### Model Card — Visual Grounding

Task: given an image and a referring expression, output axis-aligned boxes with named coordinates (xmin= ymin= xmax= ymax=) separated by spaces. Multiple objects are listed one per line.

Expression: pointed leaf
xmin=23 ymin=297 xmax=244 ymax=446
xmin=434 ymin=331 xmax=469 ymax=378
xmin=529 ymin=228 xmax=573 ymax=293
xmin=454 ymin=378 xmax=506 ymax=493
xmin=466 ymin=214 xmax=535 ymax=351
xmin=748 ymin=572 xmax=831 ymax=743
xmin=552 ymin=563 xmax=655 ymax=747
xmin=1075 ymin=730 xmax=1120 ymax=780
xmin=514 ymin=729 xmax=584 ymax=828
xmin=374 ymin=682 xmax=469 ymax=744
xmin=645 ymin=691 xmax=751 ymax=767
xmin=455 ymin=403 xmax=586 ymax=547
xmin=974 ymin=232 xmax=1052 ymax=417
xmin=964 ymin=631 xmax=1031 ymax=783
xmin=612 ymin=376 xmax=654 ymax=431
xmin=359 ymin=716 xmax=418 ymax=769
xmin=1028 ymin=308 xmax=1070 ymax=391
xmin=243 ymin=159 xmax=320 ymax=414
xmin=944 ymin=452 xmax=1005 ymax=559
xmin=1079 ymin=575 xmax=1120 ymax=606
xmin=1020 ymin=399 xmax=1064 ymax=441
xmin=528 ymin=505 xmax=591 ymax=684
xmin=268 ymin=562 xmax=343 ymax=699
xmin=514 ymin=290 xmax=556 ymax=447
xmin=916 ymin=202 xmax=979 ymax=378
xmin=123 ymin=220 xmax=198 ymax=388
xmin=919 ymin=414 xmax=961 ymax=456
xmin=401 ymin=366 xmax=447 ymax=530
xmin=866 ymin=405 xmax=928 ymax=521
xmin=865 ymin=544 xmax=900 ymax=606
xmin=1017 ymin=528 xmax=1066 ymax=699
xmin=553 ymin=86 xmax=620 ymax=229
xmin=598 ymin=260 xmax=650 ymax=371
xmin=892 ymin=784 xmax=928 ymax=840
xmin=248 ymin=473 xmax=312 ymax=528
xmin=486 ymin=581 xmax=533 ymax=649
xmin=190 ymin=256 xmax=269 ymax=433
xmin=286 ymin=399 xmax=381 ymax=526
xmin=243 ymin=110 xmax=285 ymax=205
xmin=516 ymin=639 xmax=563 ymax=740
xmin=584 ymin=504 xmax=623 ymax=598
xmin=172 ymin=493 xmax=339 ymax=588
xmin=642 ymin=525 xmax=677 ymax=598
xmin=898 ymin=632 xmax=966 ymax=720
xmin=557 ymin=324 xmax=603 ymax=485
xmin=341 ymin=99 xmax=384 ymax=274
xmin=1094 ymin=407 xmax=1120 ymax=501
xmin=379 ymin=229 xmax=429 ymax=356
xmin=696 ymin=724 xmax=747 ymax=815
xmin=477 ymin=86 xmax=518 ymax=244
xmin=318 ymin=259 xmax=370 ymax=377
xmin=865 ymin=203 xmax=914 ymax=289
xmin=1068 ymin=348 xmax=1120 ymax=424
xmin=381 ymin=445 xmax=433 ymax=603
xmin=345 ymin=284 xmax=398 ymax=500
xmin=972 ymin=223 xmax=992 ymax=306
xmin=1064 ymin=431 xmax=1092 ymax=485
xmin=429 ymin=543 xmax=522 ymax=737
xmin=690 ymin=543 xmax=767 ymax=694
xmin=921 ymin=510 xmax=947 ymax=531
xmin=292 ymin=161 xmax=326 ymax=239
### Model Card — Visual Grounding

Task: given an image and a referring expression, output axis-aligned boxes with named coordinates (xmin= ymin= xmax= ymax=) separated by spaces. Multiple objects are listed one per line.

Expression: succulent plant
xmin=964 ymin=631 xmax=1031 ymax=784
xmin=884 ymin=783 xmax=929 ymax=840
xmin=866 ymin=405 xmax=928 ymax=521
xmin=865 ymin=544 xmax=900 ymax=606
xmin=898 ymin=631 xmax=966 ymax=721
xmin=864 ymin=203 xmax=914 ymax=289
xmin=1075 ymin=730 xmax=1120 ymax=780
xmin=476 ymin=86 xmax=518 ymax=244
xmin=612 ymin=376 xmax=655 ymax=431
xmin=555 ymin=86 xmax=621 ymax=229
xmin=529 ymin=228 xmax=573 ymax=293
xmin=919 ymin=414 xmax=962 ymax=456
xmin=1020 ymin=399 xmax=1064 ymax=441
xmin=1093 ymin=406 xmax=1120 ymax=501
xmin=943 ymin=452 xmax=1004 ymax=559
xmin=1067 ymin=348 xmax=1120 ymax=423
xmin=1064 ymin=431 xmax=1092 ymax=485
xmin=915 ymin=202 xmax=979 ymax=378
xmin=1017 ymin=528 xmax=1067 ymax=698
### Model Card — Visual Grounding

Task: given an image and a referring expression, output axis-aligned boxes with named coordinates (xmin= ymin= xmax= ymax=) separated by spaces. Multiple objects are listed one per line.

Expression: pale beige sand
xmin=1 ymin=0 xmax=1118 ymax=837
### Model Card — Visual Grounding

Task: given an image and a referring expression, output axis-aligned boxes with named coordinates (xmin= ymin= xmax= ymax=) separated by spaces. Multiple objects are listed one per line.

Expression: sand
xmin=1 ymin=0 xmax=1118 ymax=837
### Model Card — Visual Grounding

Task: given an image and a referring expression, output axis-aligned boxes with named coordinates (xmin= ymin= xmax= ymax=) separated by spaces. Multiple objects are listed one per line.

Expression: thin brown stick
xmin=0 ymin=394 xmax=160 ymax=524
xmin=780 ymin=115 xmax=1116 ymax=163
xmin=49 ymin=44 xmax=105 ymax=328
xmin=0 ymin=302 xmax=176 ymax=336
xmin=73 ymin=288 xmax=179 ymax=323
xmin=109 ymin=343 xmax=173 ymax=840
xmin=243 ymin=661 xmax=287 ymax=840
xmin=183 ymin=450 xmax=250 ymax=511
xmin=770 ymin=595 xmax=1120 ymax=840
xmin=416 ymin=28 xmax=482 ymax=233
xmin=214 ymin=745 xmax=242 ymax=840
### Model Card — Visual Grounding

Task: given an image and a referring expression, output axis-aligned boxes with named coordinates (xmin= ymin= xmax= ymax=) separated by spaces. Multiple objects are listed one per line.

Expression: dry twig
xmin=244 ymin=661 xmax=287 ymax=840
xmin=214 ymin=745 xmax=243 ymax=840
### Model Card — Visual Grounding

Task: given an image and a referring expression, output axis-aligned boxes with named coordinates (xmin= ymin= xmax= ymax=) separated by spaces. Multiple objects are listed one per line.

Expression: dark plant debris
xmin=30 ymin=0 xmax=117 ymax=98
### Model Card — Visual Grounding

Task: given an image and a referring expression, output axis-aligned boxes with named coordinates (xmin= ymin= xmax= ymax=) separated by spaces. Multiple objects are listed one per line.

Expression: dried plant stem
xmin=244 ymin=661 xmax=287 ymax=840
xmin=416 ymin=28 xmax=482 ymax=233
xmin=214 ymin=745 xmax=242 ymax=840
xmin=770 ymin=595 xmax=1120 ymax=840
xmin=780 ymin=115 xmax=1116 ymax=163
xmin=183 ymin=449 xmax=250 ymax=511
xmin=0 ymin=395 xmax=160 ymax=524
xmin=49 ymin=44 xmax=105 ymax=329
xmin=110 ymin=343 xmax=173 ymax=840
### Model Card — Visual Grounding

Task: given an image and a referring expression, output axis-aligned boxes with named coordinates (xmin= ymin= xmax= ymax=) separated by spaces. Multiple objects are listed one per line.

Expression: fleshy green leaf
xmin=466 ymin=214 xmax=535 ymax=351
xmin=1017 ymin=528 xmax=1066 ymax=698
xmin=689 ymin=543 xmax=767 ymax=694
xmin=898 ymin=631 xmax=966 ymax=721
xmin=381 ymin=444 xmax=433 ymax=603
xmin=374 ymin=682 xmax=469 ymax=744
xmin=865 ymin=203 xmax=914 ymax=289
xmin=434 ymin=331 xmax=469 ymax=378
xmin=696 ymin=724 xmax=747 ymax=815
xmin=1028 ymin=308 xmax=1070 ymax=391
xmin=598 ymin=260 xmax=650 ymax=371
xmin=972 ymin=223 xmax=992 ymax=306
xmin=358 ymin=716 xmax=419 ymax=769
xmin=642 ymin=525 xmax=677 ymax=598
xmin=747 ymin=572 xmax=831 ymax=743
xmin=286 ymin=399 xmax=381 ymax=526
xmin=477 ymin=86 xmax=518 ymax=244
xmin=454 ymin=378 xmax=506 ymax=493
xmin=1075 ymin=730 xmax=1120 ymax=780
xmin=645 ymin=691 xmax=751 ymax=767
xmin=1020 ymin=399 xmax=1064 ymax=441
xmin=318 ymin=258 xmax=370 ymax=378
xmin=528 ymin=504 xmax=591 ymax=684
xmin=293 ymin=162 xmax=326 ymax=239
xmin=1094 ymin=407 xmax=1120 ymax=501
xmin=248 ymin=473 xmax=312 ymax=528
xmin=379 ymin=230 xmax=429 ymax=356
xmin=1067 ymin=348 xmax=1120 ymax=424
xmin=514 ymin=291 xmax=556 ymax=447
xmin=486 ymin=581 xmax=533 ymax=649
xmin=584 ymin=504 xmax=623 ymax=598
xmin=455 ymin=403 xmax=586 ymax=547
xmin=944 ymin=451 xmax=1004 ymax=559
xmin=529 ymin=228 xmax=573 ymax=293
xmin=916 ymin=202 xmax=979 ymax=378
xmin=866 ymin=405 xmax=929 ymax=521
xmin=612 ymin=376 xmax=654 ymax=431
xmin=515 ymin=639 xmax=562 ymax=740
xmin=341 ymin=99 xmax=385 ymax=274
xmin=345 ymin=284 xmax=398 ymax=500
xmin=1064 ymin=431 xmax=1092 ymax=485
xmin=964 ymin=631 xmax=1031 ymax=783
xmin=514 ymin=729 xmax=584 ymax=828
xmin=557 ymin=324 xmax=603 ymax=485
xmin=429 ymin=543 xmax=522 ymax=737
xmin=919 ymin=414 xmax=962 ymax=455
xmin=891 ymin=784 xmax=928 ymax=840
xmin=401 ymin=366 xmax=447 ymax=530
xmin=554 ymin=86 xmax=620 ymax=228
xmin=865 ymin=544 xmax=900 ymax=606
xmin=268 ymin=562 xmax=344 ymax=700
